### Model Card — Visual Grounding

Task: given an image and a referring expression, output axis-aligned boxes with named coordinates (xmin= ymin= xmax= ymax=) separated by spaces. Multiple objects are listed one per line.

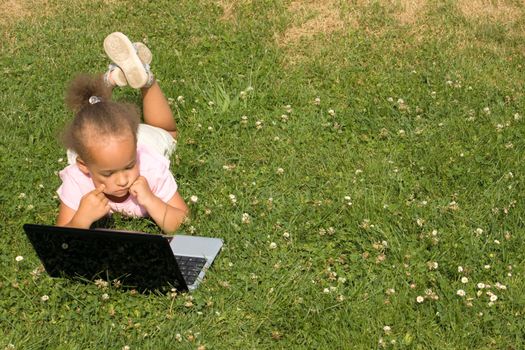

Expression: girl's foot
xmin=103 ymin=32 xmax=154 ymax=89
xmin=104 ymin=42 xmax=153 ymax=88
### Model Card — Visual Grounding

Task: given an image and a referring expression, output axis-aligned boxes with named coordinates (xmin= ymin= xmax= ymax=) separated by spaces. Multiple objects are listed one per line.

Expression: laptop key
xmin=175 ymin=255 xmax=207 ymax=285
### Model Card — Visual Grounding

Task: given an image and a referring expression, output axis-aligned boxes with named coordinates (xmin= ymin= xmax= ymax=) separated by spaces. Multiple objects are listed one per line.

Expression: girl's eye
xmin=101 ymin=173 xmax=112 ymax=177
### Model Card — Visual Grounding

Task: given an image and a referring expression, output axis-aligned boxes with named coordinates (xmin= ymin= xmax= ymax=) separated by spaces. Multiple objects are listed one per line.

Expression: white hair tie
xmin=89 ymin=96 xmax=101 ymax=105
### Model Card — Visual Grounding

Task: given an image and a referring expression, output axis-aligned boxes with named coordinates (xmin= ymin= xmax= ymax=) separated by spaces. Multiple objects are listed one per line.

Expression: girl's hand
xmin=129 ymin=176 xmax=155 ymax=207
xmin=76 ymin=184 xmax=110 ymax=226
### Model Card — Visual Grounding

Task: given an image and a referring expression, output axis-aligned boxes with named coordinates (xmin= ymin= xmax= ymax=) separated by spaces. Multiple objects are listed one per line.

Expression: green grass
xmin=2 ymin=0 xmax=525 ymax=348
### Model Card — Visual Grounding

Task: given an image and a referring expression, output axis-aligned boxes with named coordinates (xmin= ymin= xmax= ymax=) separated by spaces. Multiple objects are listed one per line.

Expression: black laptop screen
xmin=23 ymin=224 xmax=187 ymax=291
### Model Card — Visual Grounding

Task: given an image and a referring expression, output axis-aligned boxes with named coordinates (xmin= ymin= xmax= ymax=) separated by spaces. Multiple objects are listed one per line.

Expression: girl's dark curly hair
xmin=61 ymin=74 xmax=140 ymax=163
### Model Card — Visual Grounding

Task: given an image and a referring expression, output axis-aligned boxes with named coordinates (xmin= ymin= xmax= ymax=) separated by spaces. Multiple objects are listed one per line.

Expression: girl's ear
xmin=76 ymin=157 xmax=91 ymax=176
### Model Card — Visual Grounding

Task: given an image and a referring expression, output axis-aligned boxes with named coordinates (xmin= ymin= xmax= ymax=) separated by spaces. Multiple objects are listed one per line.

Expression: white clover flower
xmin=383 ymin=325 xmax=391 ymax=333
xmin=475 ymin=228 xmax=483 ymax=235
xmin=27 ymin=204 xmax=34 ymax=210
xmin=484 ymin=265 xmax=491 ymax=270
xmin=458 ymin=266 xmax=464 ymax=273
xmin=483 ymin=107 xmax=491 ymax=115
xmin=495 ymin=282 xmax=507 ymax=290
xmin=427 ymin=261 xmax=439 ymax=270
xmin=190 ymin=195 xmax=199 ymax=204
xmin=269 ymin=242 xmax=277 ymax=249
xmin=456 ymin=289 xmax=466 ymax=297
xmin=18 ymin=193 xmax=26 ymax=199
xmin=95 ymin=279 xmax=109 ymax=289
xmin=102 ymin=293 xmax=109 ymax=300
xmin=477 ymin=282 xmax=486 ymax=289
xmin=122 ymin=346 xmax=130 ymax=350
xmin=328 ymin=109 xmax=335 ymax=116
xmin=489 ymin=294 xmax=498 ymax=302
xmin=276 ymin=167 xmax=284 ymax=175
xmin=323 ymin=288 xmax=330 ymax=294
xmin=386 ymin=288 xmax=395 ymax=295
xmin=461 ymin=277 xmax=468 ymax=284
xmin=15 ymin=255 xmax=24 ymax=262
xmin=255 ymin=120 xmax=263 ymax=129
xmin=228 ymin=194 xmax=237 ymax=204
xmin=41 ymin=295 xmax=49 ymax=302
xmin=282 ymin=232 xmax=290 ymax=239
xmin=416 ymin=296 xmax=424 ymax=303
xmin=387 ymin=97 xmax=394 ymax=102
xmin=176 ymin=95 xmax=185 ymax=103
xmin=241 ymin=213 xmax=251 ymax=224
xmin=314 ymin=97 xmax=321 ymax=105
xmin=448 ymin=201 xmax=459 ymax=210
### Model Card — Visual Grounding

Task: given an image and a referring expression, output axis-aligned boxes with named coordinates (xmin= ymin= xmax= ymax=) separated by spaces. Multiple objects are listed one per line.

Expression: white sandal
xmin=103 ymin=32 xmax=150 ymax=89
xmin=104 ymin=42 xmax=153 ymax=88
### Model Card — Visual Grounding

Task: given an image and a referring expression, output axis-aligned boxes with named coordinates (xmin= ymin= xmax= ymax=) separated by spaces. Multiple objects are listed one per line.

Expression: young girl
xmin=56 ymin=32 xmax=188 ymax=234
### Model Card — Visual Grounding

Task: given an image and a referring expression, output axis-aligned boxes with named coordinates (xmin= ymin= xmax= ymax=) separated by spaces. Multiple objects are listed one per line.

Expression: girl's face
xmin=78 ymin=136 xmax=140 ymax=201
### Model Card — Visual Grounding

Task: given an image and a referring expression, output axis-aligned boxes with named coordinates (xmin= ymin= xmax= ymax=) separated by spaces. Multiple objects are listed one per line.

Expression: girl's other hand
xmin=129 ymin=176 xmax=154 ymax=206
xmin=76 ymin=184 xmax=111 ymax=226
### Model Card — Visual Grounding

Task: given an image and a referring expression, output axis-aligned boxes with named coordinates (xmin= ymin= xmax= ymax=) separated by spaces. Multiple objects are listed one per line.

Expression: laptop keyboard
xmin=175 ymin=255 xmax=207 ymax=285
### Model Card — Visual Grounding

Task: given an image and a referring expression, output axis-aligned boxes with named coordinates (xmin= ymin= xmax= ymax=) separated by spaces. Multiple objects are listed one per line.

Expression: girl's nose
xmin=116 ymin=172 xmax=128 ymax=187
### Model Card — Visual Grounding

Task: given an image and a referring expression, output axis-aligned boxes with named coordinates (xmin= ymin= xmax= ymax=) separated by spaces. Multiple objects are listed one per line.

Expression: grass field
xmin=1 ymin=0 xmax=525 ymax=348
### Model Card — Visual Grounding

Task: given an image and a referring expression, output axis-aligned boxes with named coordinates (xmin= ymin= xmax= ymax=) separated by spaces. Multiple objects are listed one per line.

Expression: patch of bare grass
xmin=0 ymin=0 xmax=32 ymax=27
xmin=216 ymin=0 xmax=252 ymax=22
xmin=457 ymin=0 xmax=523 ymax=23
xmin=393 ymin=0 xmax=428 ymax=25
xmin=278 ymin=0 xmax=350 ymax=47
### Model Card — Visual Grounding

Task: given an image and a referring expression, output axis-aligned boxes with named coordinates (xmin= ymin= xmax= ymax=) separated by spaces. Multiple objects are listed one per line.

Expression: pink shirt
xmin=57 ymin=143 xmax=178 ymax=217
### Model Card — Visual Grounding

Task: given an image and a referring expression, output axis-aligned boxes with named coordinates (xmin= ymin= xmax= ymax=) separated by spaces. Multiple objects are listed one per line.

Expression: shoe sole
xmin=112 ymin=42 xmax=153 ymax=87
xmin=134 ymin=42 xmax=152 ymax=65
xmin=103 ymin=32 xmax=147 ymax=89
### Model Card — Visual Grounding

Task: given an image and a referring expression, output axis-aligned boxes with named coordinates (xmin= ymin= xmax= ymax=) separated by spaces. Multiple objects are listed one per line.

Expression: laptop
xmin=22 ymin=224 xmax=223 ymax=292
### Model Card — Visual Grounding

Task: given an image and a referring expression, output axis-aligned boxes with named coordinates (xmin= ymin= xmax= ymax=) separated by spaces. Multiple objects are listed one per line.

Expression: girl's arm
xmin=142 ymin=192 xmax=189 ymax=234
xmin=129 ymin=176 xmax=189 ymax=233
xmin=57 ymin=201 xmax=77 ymax=226
xmin=56 ymin=185 xmax=110 ymax=228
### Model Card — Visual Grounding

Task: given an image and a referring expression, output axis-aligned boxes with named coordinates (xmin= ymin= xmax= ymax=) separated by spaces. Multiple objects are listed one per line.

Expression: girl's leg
xmin=141 ymin=82 xmax=178 ymax=138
